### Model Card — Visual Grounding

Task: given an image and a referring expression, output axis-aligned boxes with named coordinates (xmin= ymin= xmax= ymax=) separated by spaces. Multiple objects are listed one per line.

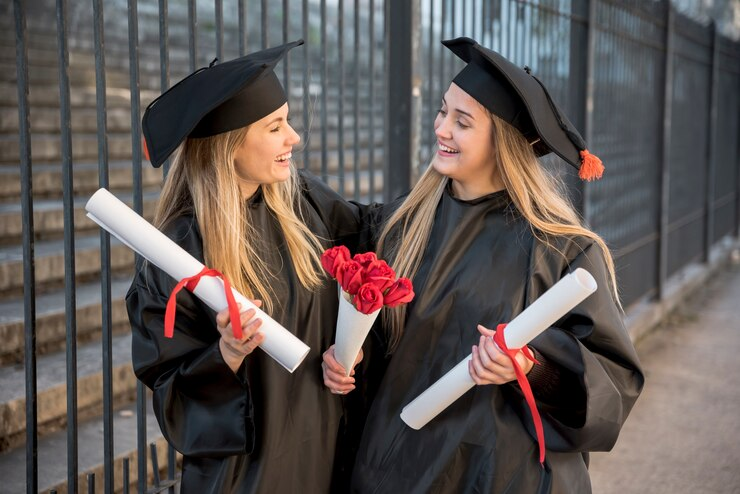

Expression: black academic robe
xmin=351 ymin=187 xmax=645 ymax=494
xmin=127 ymin=171 xmax=366 ymax=494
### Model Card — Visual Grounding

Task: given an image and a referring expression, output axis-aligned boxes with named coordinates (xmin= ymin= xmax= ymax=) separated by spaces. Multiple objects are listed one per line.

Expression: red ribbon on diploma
xmin=493 ymin=323 xmax=546 ymax=465
xmin=164 ymin=266 xmax=243 ymax=339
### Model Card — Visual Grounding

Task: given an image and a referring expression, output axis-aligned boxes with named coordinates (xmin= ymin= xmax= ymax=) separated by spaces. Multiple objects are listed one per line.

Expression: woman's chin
xmin=431 ymin=157 xmax=455 ymax=178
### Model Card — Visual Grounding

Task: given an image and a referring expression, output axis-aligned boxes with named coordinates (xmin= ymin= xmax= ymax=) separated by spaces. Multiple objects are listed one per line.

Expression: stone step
xmin=0 ymin=400 xmax=175 ymax=494
xmin=0 ymin=132 xmax=135 ymax=164
xmin=0 ymin=161 xmax=163 ymax=201
xmin=0 ymin=190 xmax=160 ymax=244
xmin=0 ymin=105 xmax=134 ymax=134
xmin=0 ymin=115 xmax=384 ymax=164
xmin=0 ymin=81 xmax=159 ymax=110
xmin=0 ymin=276 xmax=132 ymax=366
xmin=0 ymin=234 xmax=134 ymax=296
xmin=0 ymin=332 xmax=137 ymax=452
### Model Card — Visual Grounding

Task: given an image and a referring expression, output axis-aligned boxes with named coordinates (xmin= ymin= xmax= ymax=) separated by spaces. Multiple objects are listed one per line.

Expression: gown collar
xmin=444 ymin=180 xmax=511 ymax=208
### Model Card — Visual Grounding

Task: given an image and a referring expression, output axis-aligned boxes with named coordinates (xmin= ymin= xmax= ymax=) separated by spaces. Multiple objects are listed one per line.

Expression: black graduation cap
xmin=142 ymin=40 xmax=303 ymax=168
xmin=442 ymin=37 xmax=603 ymax=181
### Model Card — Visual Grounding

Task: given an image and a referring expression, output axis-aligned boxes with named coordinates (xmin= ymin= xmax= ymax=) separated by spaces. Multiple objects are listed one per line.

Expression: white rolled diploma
xmin=85 ymin=188 xmax=310 ymax=373
xmin=400 ymin=268 xmax=597 ymax=429
xmin=334 ymin=287 xmax=380 ymax=376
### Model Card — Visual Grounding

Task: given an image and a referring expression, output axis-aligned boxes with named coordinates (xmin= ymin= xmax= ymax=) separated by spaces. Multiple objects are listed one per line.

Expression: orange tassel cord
xmin=578 ymin=149 xmax=604 ymax=181
xmin=142 ymin=136 xmax=150 ymax=162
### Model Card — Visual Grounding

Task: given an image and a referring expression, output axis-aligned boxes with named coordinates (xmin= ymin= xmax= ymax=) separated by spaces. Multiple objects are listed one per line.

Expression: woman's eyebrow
xmin=441 ymin=97 xmax=475 ymax=120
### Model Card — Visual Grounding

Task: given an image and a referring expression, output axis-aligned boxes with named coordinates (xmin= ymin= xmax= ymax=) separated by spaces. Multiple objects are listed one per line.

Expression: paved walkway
xmin=589 ymin=261 xmax=740 ymax=493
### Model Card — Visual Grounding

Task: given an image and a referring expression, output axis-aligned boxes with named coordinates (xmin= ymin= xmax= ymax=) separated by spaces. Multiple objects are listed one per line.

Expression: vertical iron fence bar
xmin=13 ymin=0 xmax=37 ymax=491
xmin=188 ymin=0 xmax=197 ymax=71
xmin=353 ymin=1 xmax=360 ymax=200
xmin=440 ymin=0 xmax=446 ymax=86
xmin=127 ymin=0 xmax=146 ymax=491
xmin=302 ymin=0 xmax=309 ymax=170
xmin=158 ymin=0 xmax=171 ymax=175
xmin=215 ymin=0 xmax=223 ymax=61
xmin=338 ymin=0 xmax=345 ymax=195
xmin=238 ymin=0 xmax=246 ymax=56
xmin=320 ymin=0 xmax=328 ymax=180
xmin=658 ymin=2 xmax=674 ymax=300
xmin=87 ymin=473 xmax=95 ymax=494
xmin=384 ymin=0 xmax=414 ymax=202
xmin=150 ymin=443 xmax=161 ymax=487
xmin=56 ymin=0 xmax=78 ymax=489
xmin=167 ymin=446 xmax=176 ymax=493
xmin=450 ymin=0 xmax=456 ymax=38
xmin=124 ymin=457 xmax=130 ymax=494
xmin=369 ymin=0 xmax=376 ymax=198
xmin=425 ymin=0 xmax=435 ymax=162
xmin=704 ymin=22 xmax=718 ymax=261
xmin=261 ymin=0 xmax=268 ymax=48
xmin=461 ymin=0 xmax=466 ymax=36
xmin=283 ymin=0 xmax=290 ymax=99
xmin=582 ymin=0 xmax=596 ymax=221
xmin=92 ymin=0 xmax=114 ymax=490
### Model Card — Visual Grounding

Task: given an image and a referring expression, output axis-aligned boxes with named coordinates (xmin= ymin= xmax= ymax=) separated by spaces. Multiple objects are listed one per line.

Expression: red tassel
xmin=578 ymin=149 xmax=604 ymax=181
xmin=142 ymin=136 xmax=151 ymax=162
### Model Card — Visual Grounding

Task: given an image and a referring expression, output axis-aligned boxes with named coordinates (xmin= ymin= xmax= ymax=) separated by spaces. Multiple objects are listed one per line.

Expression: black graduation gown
xmin=351 ymin=187 xmax=645 ymax=494
xmin=127 ymin=171 xmax=366 ymax=494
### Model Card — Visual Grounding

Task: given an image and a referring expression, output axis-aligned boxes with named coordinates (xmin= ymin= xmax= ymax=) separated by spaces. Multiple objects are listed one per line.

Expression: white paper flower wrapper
xmin=400 ymin=268 xmax=597 ymax=429
xmin=85 ymin=188 xmax=310 ymax=373
xmin=334 ymin=285 xmax=380 ymax=376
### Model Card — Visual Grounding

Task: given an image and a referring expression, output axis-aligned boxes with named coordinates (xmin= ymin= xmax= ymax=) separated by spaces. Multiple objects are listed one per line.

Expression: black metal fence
xmin=5 ymin=0 xmax=739 ymax=492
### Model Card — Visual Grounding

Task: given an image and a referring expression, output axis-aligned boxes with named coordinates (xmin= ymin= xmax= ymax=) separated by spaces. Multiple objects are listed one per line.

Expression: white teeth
xmin=275 ymin=152 xmax=292 ymax=162
xmin=439 ymin=144 xmax=458 ymax=153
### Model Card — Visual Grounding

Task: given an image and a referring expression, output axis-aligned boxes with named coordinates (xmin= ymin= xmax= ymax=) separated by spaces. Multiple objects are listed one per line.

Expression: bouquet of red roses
xmin=322 ymin=246 xmax=414 ymax=375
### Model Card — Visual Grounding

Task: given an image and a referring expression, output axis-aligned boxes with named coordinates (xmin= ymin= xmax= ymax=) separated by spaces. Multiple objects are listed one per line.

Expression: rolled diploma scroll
xmin=400 ymin=268 xmax=597 ymax=429
xmin=334 ymin=286 xmax=380 ymax=376
xmin=85 ymin=188 xmax=310 ymax=373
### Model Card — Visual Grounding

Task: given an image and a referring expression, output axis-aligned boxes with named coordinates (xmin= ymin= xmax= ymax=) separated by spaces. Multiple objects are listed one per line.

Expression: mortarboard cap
xmin=442 ymin=37 xmax=603 ymax=181
xmin=142 ymin=40 xmax=303 ymax=168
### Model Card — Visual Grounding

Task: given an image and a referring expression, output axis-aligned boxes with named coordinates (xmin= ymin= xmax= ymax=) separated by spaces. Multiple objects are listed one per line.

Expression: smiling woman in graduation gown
xmin=126 ymin=41 xmax=367 ymax=493
xmin=339 ymin=38 xmax=645 ymax=493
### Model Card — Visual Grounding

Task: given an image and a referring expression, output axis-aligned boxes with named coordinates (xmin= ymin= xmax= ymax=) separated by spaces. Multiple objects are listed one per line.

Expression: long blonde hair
xmin=378 ymin=112 xmax=619 ymax=352
xmin=154 ymin=127 xmax=325 ymax=315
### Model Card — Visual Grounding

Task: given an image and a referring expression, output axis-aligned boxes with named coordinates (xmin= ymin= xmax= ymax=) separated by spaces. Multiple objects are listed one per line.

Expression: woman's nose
xmin=434 ymin=116 xmax=451 ymax=139
xmin=287 ymin=124 xmax=301 ymax=145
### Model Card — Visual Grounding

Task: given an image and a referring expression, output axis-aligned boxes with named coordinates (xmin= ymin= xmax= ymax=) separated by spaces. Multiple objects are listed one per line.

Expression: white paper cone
xmin=400 ymin=268 xmax=597 ymax=429
xmin=85 ymin=188 xmax=310 ymax=373
xmin=334 ymin=287 xmax=380 ymax=376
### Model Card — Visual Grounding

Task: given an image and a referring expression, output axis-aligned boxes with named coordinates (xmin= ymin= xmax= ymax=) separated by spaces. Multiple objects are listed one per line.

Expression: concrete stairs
xmin=0 ymin=0 xmax=386 ymax=492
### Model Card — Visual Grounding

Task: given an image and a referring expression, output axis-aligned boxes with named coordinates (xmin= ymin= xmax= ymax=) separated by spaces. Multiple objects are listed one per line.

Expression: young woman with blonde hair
xmin=324 ymin=37 xmax=644 ymax=493
xmin=127 ymin=41 xmax=365 ymax=493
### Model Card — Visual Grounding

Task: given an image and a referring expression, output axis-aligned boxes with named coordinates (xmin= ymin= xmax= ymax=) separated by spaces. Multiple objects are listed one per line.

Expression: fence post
xmin=657 ymin=1 xmax=674 ymax=300
xmin=384 ymin=0 xmax=420 ymax=202
xmin=579 ymin=0 xmax=596 ymax=222
xmin=13 ymin=0 xmax=38 ymax=491
xmin=704 ymin=22 xmax=719 ymax=262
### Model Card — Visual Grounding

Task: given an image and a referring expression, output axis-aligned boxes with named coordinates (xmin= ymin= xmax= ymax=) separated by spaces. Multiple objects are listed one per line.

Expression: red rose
xmin=383 ymin=277 xmax=414 ymax=308
xmin=365 ymin=260 xmax=396 ymax=292
xmin=337 ymin=260 xmax=364 ymax=295
xmin=321 ymin=245 xmax=351 ymax=278
xmin=353 ymin=252 xmax=377 ymax=269
xmin=353 ymin=283 xmax=384 ymax=314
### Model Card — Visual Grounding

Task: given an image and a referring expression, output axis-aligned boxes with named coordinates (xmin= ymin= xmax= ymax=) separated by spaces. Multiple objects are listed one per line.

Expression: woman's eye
xmin=270 ymin=126 xmax=281 ymax=133
xmin=437 ymin=109 xmax=447 ymax=116
xmin=457 ymin=120 xmax=469 ymax=129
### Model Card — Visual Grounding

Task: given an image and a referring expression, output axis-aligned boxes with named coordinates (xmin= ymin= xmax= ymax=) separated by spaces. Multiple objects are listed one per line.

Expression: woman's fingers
xmin=322 ymin=346 xmax=356 ymax=394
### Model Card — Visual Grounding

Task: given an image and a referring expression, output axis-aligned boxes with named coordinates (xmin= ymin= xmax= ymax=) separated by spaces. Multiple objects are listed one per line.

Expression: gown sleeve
xmin=513 ymin=239 xmax=645 ymax=453
xmin=126 ymin=217 xmax=256 ymax=458
xmin=297 ymin=169 xmax=383 ymax=252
